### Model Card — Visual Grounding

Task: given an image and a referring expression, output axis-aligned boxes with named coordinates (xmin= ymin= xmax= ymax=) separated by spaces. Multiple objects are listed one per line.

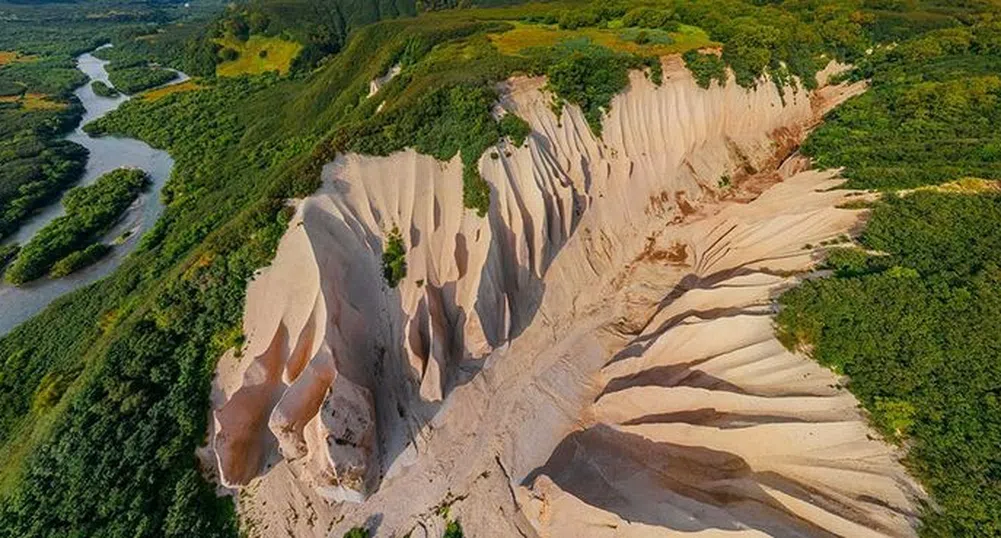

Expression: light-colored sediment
xmin=369 ymin=63 xmax=402 ymax=97
xmin=210 ymin=57 xmax=924 ymax=537
xmin=369 ymin=63 xmax=402 ymax=113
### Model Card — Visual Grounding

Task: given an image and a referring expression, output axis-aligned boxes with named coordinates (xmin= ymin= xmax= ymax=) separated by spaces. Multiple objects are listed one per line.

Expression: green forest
xmin=0 ymin=0 xmax=999 ymax=536
xmin=776 ymin=8 xmax=1001 ymax=535
xmin=106 ymin=66 xmax=178 ymax=95
xmin=778 ymin=192 xmax=1001 ymax=537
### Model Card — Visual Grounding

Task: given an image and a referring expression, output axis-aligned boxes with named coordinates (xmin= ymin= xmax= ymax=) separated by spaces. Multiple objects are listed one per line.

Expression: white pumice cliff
xmin=207 ymin=56 xmax=925 ymax=537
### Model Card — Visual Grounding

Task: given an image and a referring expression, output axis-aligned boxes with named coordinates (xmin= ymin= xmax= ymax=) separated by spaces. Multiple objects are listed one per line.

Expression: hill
xmin=0 ymin=1 xmax=999 ymax=537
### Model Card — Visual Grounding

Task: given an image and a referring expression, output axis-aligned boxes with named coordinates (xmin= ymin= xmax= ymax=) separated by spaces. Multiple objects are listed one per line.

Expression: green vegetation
xmin=443 ymin=520 xmax=463 ymax=538
xmin=0 ymin=60 xmax=303 ymax=538
xmin=142 ymin=79 xmax=202 ymax=102
xmin=0 ymin=0 xmax=222 ymax=241
xmin=499 ymin=112 xmax=531 ymax=146
xmin=487 ymin=20 xmax=713 ymax=58
xmin=338 ymin=81 xmax=508 ymax=216
xmin=96 ymin=21 xmax=224 ymax=79
xmin=804 ymin=22 xmax=1001 ymax=190
xmin=0 ymin=55 xmax=87 ymax=96
xmin=542 ymin=42 xmax=657 ymax=134
xmin=671 ymin=1 xmax=822 ymax=88
xmin=382 ymin=226 xmax=407 ymax=287
xmin=323 ymin=14 xmax=671 ymax=213
xmin=622 ymin=6 xmax=678 ymax=31
xmin=0 ymin=13 xmax=95 ymax=243
xmin=683 ymin=49 xmax=725 ymax=89
xmin=0 ymin=243 xmax=19 ymax=274
xmin=777 ymin=192 xmax=1001 ymax=536
xmin=107 ymin=66 xmax=178 ymax=95
xmin=49 ymin=243 xmax=112 ymax=278
xmin=91 ymin=80 xmax=118 ymax=97
xmin=5 ymin=168 xmax=148 ymax=285
xmin=778 ymin=5 xmax=1001 ymax=534
xmin=213 ymin=34 xmax=302 ymax=77
xmin=0 ymin=102 xmax=87 ymax=242
xmin=214 ymin=0 xmax=418 ymax=72
xmin=343 ymin=527 xmax=370 ymax=538
xmin=1 ymin=1 xmax=1000 ymax=537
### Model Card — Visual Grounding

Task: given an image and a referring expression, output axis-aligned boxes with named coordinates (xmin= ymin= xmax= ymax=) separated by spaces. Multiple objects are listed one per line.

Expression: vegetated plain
xmin=0 ymin=0 xmax=998 ymax=537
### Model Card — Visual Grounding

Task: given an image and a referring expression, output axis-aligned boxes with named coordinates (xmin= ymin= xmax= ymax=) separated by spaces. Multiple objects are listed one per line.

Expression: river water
xmin=0 ymin=48 xmax=185 ymax=335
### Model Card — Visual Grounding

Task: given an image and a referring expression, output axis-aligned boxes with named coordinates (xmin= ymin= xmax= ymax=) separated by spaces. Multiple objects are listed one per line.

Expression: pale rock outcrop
xmin=211 ymin=57 xmax=923 ymax=537
xmin=368 ymin=63 xmax=401 ymax=98
xmin=516 ymin=171 xmax=920 ymax=538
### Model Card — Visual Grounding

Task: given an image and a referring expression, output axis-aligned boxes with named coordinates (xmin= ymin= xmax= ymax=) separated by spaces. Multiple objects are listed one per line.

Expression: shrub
xmin=443 ymin=520 xmax=463 ymax=538
xmin=219 ymin=48 xmax=239 ymax=62
xmin=557 ymin=10 xmax=601 ymax=30
xmin=499 ymin=113 xmax=531 ymax=147
xmin=462 ymin=167 xmax=491 ymax=217
xmin=382 ymin=226 xmax=407 ymax=287
xmin=49 ymin=243 xmax=111 ymax=278
xmin=622 ymin=7 xmax=676 ymax=29
xmin=545 ymin=46 xmax=633 ymax=135
xmin=0 ymin=242 xmax=19 ymax=274
xmin=682 ymin=50 xmax=726 ymax=89
xmin=91 ymin=80 xmax=119 ymax=97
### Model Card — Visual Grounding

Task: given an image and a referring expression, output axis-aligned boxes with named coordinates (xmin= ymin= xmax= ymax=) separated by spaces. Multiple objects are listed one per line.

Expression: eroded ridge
xmin=208 ymin=57 xmax=921 ymax=537
xmin=517 ymin=172 xmax=923 ymax=538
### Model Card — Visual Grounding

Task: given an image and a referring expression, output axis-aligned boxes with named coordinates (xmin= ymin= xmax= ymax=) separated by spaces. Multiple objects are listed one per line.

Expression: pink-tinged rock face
xmin=209 ymin=58 xmax=919 ymax=538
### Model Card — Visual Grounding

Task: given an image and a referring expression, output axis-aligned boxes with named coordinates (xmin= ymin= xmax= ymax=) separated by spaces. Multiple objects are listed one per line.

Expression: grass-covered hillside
xmin=0 ymin=0 xmax=1000 ymax=537
xmin=213 ymin=34 xmax=302 ymax=76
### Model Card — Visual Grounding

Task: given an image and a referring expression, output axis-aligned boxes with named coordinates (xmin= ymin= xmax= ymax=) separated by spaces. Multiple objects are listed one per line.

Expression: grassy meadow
xmin=214 ymin=35 xmax=303 ymax=76
xmin=488 ymin=21 xmax=714 ymax=57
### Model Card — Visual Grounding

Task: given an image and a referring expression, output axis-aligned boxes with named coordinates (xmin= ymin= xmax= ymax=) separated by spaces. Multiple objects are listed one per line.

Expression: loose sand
xmin=208 ymin=57 xmax=923 ymax=537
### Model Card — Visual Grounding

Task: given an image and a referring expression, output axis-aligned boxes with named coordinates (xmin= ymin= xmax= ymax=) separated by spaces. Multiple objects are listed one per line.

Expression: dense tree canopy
xmin=777 ymin=193 xmax=1001 ymax=536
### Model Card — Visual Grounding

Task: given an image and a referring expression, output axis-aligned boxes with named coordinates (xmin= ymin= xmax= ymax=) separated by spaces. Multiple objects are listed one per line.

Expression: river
xmin=0 ymin=47 xmax=185 ymax=335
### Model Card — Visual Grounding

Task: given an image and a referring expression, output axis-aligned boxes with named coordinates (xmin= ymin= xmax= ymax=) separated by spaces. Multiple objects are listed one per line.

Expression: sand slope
xmin=209 ymin=57 xmax=923 ymax=537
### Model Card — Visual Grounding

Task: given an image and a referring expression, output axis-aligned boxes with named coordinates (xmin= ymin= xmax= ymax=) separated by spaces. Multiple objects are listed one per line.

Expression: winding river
xmin=0 ymin=47 xmax=185 ymax=335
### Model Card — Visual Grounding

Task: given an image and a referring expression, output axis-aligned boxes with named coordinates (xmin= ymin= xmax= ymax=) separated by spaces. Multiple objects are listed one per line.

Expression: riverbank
xmin=0 ymin=48 xmax=185 ymax=335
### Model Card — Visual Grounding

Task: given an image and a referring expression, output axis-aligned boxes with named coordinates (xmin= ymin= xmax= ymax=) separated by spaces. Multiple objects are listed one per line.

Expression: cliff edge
xmin=208 ymin=57 xmax=923 ymax=537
